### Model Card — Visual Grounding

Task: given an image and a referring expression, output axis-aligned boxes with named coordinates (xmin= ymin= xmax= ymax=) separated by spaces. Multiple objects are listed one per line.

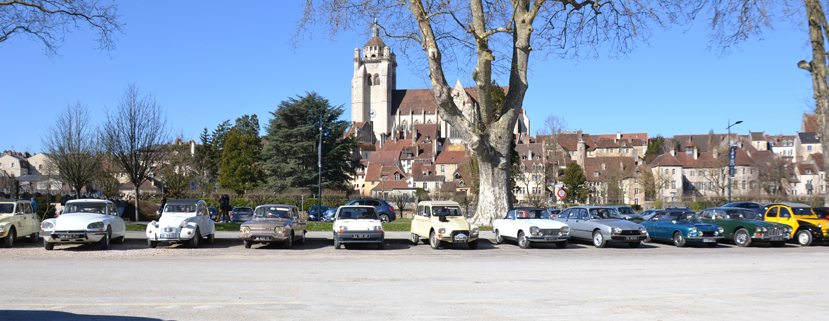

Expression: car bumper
xmin=610 ymin=235 xmax=648 ymax=242
xmin=147 ymin=227 xmax=197 ymax=242
xmin=437 ymin=235 xmax=479 ymax=243
xmin=686 ymin=236 xmax=724 ymax=242
xmin=240 ymin=233 xmax=289 ymax=242
xmin=526 ymin=235 xmax=570 ymax=242
xmin=751 ymin=235 xmax=791 ymax=241
xmin=335 ymin=231 xmax=384 ymax=243
xmin=44 ymin=231 xmax=106 ymax=243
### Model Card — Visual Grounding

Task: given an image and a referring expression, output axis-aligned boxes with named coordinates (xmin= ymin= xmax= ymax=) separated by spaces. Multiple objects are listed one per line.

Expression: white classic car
xmin=1 ymin=199 xmax=41 ymax=248
xmin=41 ymin=199 xmax=126 ymax=250
xmin=146 ymin=199 xmax=215 ymax=248
xmin=332 ymin=205 xmax=384 ymax=249
xmin=493 ymin=207 xmax=571 ymax=249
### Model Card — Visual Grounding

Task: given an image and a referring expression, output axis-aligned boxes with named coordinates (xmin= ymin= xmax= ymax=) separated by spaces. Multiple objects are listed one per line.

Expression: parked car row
xmin=4 ymin=198 xmax=828 ymax=251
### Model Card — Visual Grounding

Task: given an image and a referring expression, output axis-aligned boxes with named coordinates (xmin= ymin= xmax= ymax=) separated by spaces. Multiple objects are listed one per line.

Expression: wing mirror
xmin=156 ymin=211 xmax=160 ymax=215
xmin=671 ymin=220 xmax=677 ymax=224
xmin=623 ymin=217 xmax=629 ymax=220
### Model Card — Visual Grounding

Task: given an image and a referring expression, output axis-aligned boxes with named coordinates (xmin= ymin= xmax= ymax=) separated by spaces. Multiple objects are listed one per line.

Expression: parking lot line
xmin=10 ymin=301 xmax=304 ymax=307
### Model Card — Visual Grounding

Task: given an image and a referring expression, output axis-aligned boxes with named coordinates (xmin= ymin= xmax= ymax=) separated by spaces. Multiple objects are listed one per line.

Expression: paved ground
xmin=0 ymin=232 xmax=827 ymax=320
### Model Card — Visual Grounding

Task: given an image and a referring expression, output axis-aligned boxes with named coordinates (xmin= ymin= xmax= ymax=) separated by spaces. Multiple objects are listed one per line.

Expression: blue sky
xmin=0 ymin=1 xmax=815 ymax=153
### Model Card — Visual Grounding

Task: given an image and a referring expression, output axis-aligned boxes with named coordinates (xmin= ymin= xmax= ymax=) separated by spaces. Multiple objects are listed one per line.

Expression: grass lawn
xmin=126 ymin=223 xmax=242 ymax=232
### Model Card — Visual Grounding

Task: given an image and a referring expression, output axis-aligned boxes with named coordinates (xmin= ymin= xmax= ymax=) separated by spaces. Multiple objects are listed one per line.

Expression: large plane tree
xmin=295 ymin=0 xmax=673 ymax=224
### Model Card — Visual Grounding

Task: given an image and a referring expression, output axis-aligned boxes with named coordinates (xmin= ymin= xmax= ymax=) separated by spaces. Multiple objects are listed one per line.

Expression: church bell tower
xmin=351 ymin=19 xmax=397 ymax=142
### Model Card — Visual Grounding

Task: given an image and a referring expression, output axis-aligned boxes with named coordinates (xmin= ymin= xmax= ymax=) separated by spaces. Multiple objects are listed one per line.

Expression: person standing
xmin=159 ymin=195 xmax=167 ymax=217
xmin=217 ymin=195 xmax=229 ymax=223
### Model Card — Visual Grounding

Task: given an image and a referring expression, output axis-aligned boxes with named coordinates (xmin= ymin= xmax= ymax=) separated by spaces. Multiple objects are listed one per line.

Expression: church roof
xmin=390 ymin=87 xmax=492 ymax=116
xmin=365 ymin=36 xmax=386 ymax=48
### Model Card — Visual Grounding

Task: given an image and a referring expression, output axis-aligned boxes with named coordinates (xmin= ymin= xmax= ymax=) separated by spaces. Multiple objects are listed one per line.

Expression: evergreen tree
xmin=219 ymin=115 xmax=262 ymax=194
xmin=562 ymin=162 xmax=589 ymax=204
xmin=262 ymin=92 xmax=357 ymax=192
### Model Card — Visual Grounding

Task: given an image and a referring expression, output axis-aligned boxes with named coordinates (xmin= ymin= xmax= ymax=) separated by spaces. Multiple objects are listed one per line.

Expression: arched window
xmin=367 ymin=76 xmax=372 ymax=86
xmin=373 ymin=74 xmax=380 ymax=86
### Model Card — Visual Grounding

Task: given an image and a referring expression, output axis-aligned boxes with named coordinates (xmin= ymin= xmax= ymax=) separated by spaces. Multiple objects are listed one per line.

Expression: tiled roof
xmin=367 ymin=151 xmax=400 ymax=167
xmin=799 ymin=132 xmax=820 ymax=144
xmin=809 ymin=153 xmax=825 ymax=171
xmin=365 ymin=36 xmax=386 ymax=47
xmin=371 ymin=180 xmax=411 ymax=191
xmin=595 ymin=133 xmax=649 ymax=140
xmin=803 ymin=113 xmax=818 ymax=132
xmin=435 ymin=151 xmax=466 ymax=164
xmin=390 ymin=87 xmax=494 ymax=116
xmin=796 ymin=163 xmax=819 ymax=175
xmin=649 ymin=152 xmax=683 ymax=167
xmin=583 ymin=157 xmax=637 ymax=182
xmin=750 ymin=132 xmax=766 ymax=141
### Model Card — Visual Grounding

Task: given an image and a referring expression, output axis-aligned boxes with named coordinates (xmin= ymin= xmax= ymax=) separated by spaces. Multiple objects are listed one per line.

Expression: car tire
xmin=28 ymin=231 xmax=40 ymax=243
xmin=334 ymin=239 xmax=341 ymax=249
xmin=284 ymin=232 xmax=293 ymax=249
xmin=410 ymin=233 xmax=419 ymax=245
xmin=796 ymin=230 xmax=813 ymax=246
xmin=298 ymin=231 xmax=306 ymax=245
xmin=628 ymin=241 xmax=641 ymax=248
xmin=495 ymin=230 xmax=504 ymax=244
xmin=518 ymin=231 xmax=530 ymax=249
xmin=429 ymin=230 xmax=441 ymax=250
xmin=44 ymin=238 xmax=54 ymax=250
xmin=244 ymin=240 xmax=252 ymax=249
xmin=378 ymin=241 xmax=385 ymax=250
xmin=468 ymin=240 xmax=479 ymax=249
xmin=189 ymin=228 xmax=200 ymax=248
xmin=379 ymin=214 xmax=390 ymax=223
xmin=734 ymin=228 xmax=750 ymax=247
xmin=148 ymin=240 xmax=157 ymax=248
xmin=113 ymin=235 xmax=125 ymax=244
xmin=554 ymin=241 xmax=568 ymax=249
xmin=99 ymin=227 xmax=111 ymax=250
xmin=592 ymin=230 xmax=607 ymax=248
xmin=770 ymin=241 xmax=786 ymax=247
xmin=707 ymin=242 xmax=718 ymax=248
xmin=206 ymin=233 xmax=215 ymax=244
xmin=673 ymin=231 xmax=686 ymax=247
xmin=3 ymin=228 xmax=15 ymax=248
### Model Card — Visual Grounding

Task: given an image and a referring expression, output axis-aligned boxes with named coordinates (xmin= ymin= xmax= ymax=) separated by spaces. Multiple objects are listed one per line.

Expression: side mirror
xmin=671 ymin=220 xmax=677 ymax=224
xmin=156 ymin=211 xmax=160 ymax=215
xmin=623 ymin=217 xmax=628 ymax=220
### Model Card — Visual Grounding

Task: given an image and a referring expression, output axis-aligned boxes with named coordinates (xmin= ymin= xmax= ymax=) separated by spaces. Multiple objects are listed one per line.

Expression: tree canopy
xmin=219 ymin=115 xmax=262 ymax=195
xmin=562 ymin=162 xmax=589 ymax=203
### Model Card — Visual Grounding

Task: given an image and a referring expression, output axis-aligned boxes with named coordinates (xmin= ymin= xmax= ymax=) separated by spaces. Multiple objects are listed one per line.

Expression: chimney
xmin=670 ymin=147 xmax=675 ymax=156
xmin=190 ymin=140 xmax=195 ymax=156
xmin=616 ymin=131 xmax=621 ymax=141
xmin=693 ymin=146 xmax=698 ymax=160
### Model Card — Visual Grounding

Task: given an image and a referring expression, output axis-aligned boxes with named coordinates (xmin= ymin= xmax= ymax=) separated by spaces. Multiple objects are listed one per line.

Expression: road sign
xmin=556 ymin=189 xmax=567 ymax=199
xmin=729 ymin=146 xmax=737 ymax=177
xmin=190 ymin=182 xmax=195 ymax=190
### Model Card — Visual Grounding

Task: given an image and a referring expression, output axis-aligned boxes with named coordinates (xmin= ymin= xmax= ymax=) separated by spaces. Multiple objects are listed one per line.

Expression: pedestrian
xmin=30 ymin=197 xmax=37 ymax=212
xmin=159 ymin=195 xmax=167 ymax=217
xmin=217 ymin=195 xmax=230 ymax=223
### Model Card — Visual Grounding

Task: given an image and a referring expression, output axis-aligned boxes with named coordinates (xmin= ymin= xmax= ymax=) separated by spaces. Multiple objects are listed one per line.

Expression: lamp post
xmin=727 ymin=120 xmax=743 ymax=203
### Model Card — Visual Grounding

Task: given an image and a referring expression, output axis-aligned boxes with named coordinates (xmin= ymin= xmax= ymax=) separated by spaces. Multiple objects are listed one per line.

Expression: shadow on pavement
xmin=567 ymin=238 xmax=659 ymax=249
xmin=0 ymin=311 xmax=161 ymax=321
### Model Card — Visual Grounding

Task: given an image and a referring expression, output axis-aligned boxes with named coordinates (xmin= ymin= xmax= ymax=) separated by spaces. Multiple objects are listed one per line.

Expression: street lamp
xmin=727 ymin=120 xmax=743 ymax=203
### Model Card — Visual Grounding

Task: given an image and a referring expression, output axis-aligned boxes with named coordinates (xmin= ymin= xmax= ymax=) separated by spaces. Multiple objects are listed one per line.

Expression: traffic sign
xmin=556 ymin=189 xmax=567 ymax=199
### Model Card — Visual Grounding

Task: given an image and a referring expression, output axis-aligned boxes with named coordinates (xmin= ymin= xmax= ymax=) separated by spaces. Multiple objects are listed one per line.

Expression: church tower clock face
xmin=369 ymin=110 xmax=376 ymax=118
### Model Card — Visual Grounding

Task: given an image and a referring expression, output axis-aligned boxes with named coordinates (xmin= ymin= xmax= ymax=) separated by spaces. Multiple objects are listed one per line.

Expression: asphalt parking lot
xmin=1 ymin=231 xmax=828 ymax=320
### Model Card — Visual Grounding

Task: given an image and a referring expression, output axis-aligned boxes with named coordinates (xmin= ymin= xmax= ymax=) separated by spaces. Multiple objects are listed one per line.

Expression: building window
xmin=372 ymin=181 xmax=377 ymax=185
xmin=441 ymin=165 xmax=445 ymax=172
xmin=10 ymin=163 xmax=15 ymax=168
xmin=742 ymin=181 xmax=746 ymax=189
xmin=435 ymin=182 xmax=440 ymax=189
xmin=38 ymin=164 xmax=43 ymax=170
xmin=395 ymin=174 xmax=400 ymax=180
xmin=594 ymin=172 xmax=599 ymax=177
xmin=671 ymin=169 xmax=675 ymax=174
xmin=423 ymin=182 xmax=427 ymax=189
xmin=664 ymin=182 xmax=669 ymax=189
xmin=634 ymin=188 xmax=639 ymax=195
xmin=808 ymin=145 xmax=813 ymax=151
xmin=689 ymin=170 xmax=694 ymax=176
xmin=807 ymin=169 xmax=813 ymax=174
xmin=665 ymin=169 xmax=669 ymax=174
xmin=0 ymin=162 xmax=3 ymax=167
xmin=634 ymin=198 xmax=639 ymax=205
xmin=742 ymin=168 xmax=746 ymax=174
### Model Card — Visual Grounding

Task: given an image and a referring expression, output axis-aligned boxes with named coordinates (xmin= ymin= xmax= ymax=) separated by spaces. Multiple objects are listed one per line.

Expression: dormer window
xmin=807 ymin=169 xmax=813 ymax=174
xmin=395 ymin=174 xmax=400 ymax=180
xmin=594 ymin=172 xmax=599 ymax=177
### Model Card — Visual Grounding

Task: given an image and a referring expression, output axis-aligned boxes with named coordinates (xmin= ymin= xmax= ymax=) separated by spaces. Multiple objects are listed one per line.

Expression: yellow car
xmin=0 ymin=199 xmax=40 ymax=248
xmin=410 ymin=201 xmax=479 ymax=249
xmin=763 ymin=203 xmax=829 ymax=246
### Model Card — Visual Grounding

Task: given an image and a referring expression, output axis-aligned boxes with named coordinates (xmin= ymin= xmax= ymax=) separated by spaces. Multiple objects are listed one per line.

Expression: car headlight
xmin=560 ymin=226 xmax=570 ymax=235
xmin=689 ymin=227 xmax=698 ymax=235
xmin=530 ymin=226 xmax=540 ymax=235
xmin=275 ymin=226 xmax=284 ymax=233
xmin=714 ymin=231 xmax=719 ymax=236
xmin=41 ymin=222 xmax=54 ymax=230
xmin=718 ymin=227 xmax=725 ymax=233
xmin=242 ymin=226 xmax=250 ymax=233
xmin=611 ymin=227 xmax=621 ymax=235
xmin=819 ymin=224 xmax=823 ymax=228
xmin=373 ymin=226 xmax=384 ymax=231
xmin=472 ymin=227 xmax=480 ymax=235
xmin=87 ymin=222 xmax=104 ymax=229
xmin=438 ymin=228 xmax=446 ymax=234
xmin=151 ymin=221 xmax=159 ymax=228
xmin=0 ymin=225 xmax=4 ymax=232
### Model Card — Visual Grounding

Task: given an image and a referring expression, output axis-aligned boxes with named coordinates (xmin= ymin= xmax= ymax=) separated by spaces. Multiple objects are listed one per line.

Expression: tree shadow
xmin=0 ymin=310 xmax=162 ymax=321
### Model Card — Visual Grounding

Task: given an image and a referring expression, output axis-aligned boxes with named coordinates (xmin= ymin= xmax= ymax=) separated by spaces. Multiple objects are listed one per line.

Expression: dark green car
xmin=700 ymin=207 xmax=792 ymax=247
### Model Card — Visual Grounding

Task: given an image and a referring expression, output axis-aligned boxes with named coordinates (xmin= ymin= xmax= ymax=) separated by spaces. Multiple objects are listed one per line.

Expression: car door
xmin=765 ymin=206 xmax=780 ymax=224
xmin=108 ymin=203 xmax=126 ymax=237
xmin=567 ymin=208 xmax=587 ymax=239
xmin=198 ymin=203 xmax=209 ymax=236
xmin=419 ymin=206 xmax=432 ymax=237
xmin=501 ymin=210 xmax=517 ymax=238
xmin=23 ymin=202 xmax=38 ymax=236
xmin=777 ymin=206 xmax=798 ymax=232
xmin=292 ymin=207 xmax=305 ymax=238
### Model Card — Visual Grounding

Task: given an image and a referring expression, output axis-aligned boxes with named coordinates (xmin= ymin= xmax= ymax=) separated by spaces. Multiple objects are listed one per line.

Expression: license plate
xmin=453 ymin=234 xmax=468 ymax=243
xmin=771 ymin=237 xmax=784 ymax=241
xmin=254 ymin=236 xmax=271 ymax=241
xmin=161 ymin=233 xmax=176 ymax=238
xmin=625 ymin=236 xmax=639 ymax=240
xmin=59 ymin=234 xmax=82 ymax=239
xmin=544 ymin=237 xmax=558 ymax=241
xmin=702 ymin=238 xmax=716 ymax=243
xmin=352 ymin=234 xmax=370 ymax=239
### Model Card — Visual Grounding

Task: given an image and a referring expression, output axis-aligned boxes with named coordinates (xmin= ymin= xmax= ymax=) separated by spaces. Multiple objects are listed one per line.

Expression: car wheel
xmin=113 ymin=235 xmax=125 ymax=244
xmin=378 ymin=241 xmax=385 ymax=249
xmin=298 ymin=231 xmax=306 ymax=245
xmin=334 ymin=239 xmax=341 ymax=249
xmin=592 ymin=230 xmax=607 ymax=248
xmin=2 ymin=228 xmax=15 ymax=248
xmin=734 ymin=228 xmax=750 ymax=247
xmin=796 ymin=230 xmax=813 ymax=246
xmin=44 ymin=238 xmax=54 ymax=250
xmin=189 ymin=228 xmax=200 ymax=248
xmin=628 ymin=241 xmax=641 ymax=248
xmin=673 ymin=231 xmax=686 ymax=247
xmin=284 ymin=232 xmax=293 ymax=249
xmin=554 ymin=241 xmax=568 ymax=249
xmin=244 ymin=240 xmax=252 ymax=249
xmin=380 ymin=214 xmax=390 ymax=223
xmin=707 ymin=242 xmax=718 ymax=248
xmin=99 ymin=227 xmax=111 ymax=250
xmin=770 ymin=241 xmax=786 ymax=247
xmin=518 ymin=231 xmax=530 ymax=249
xmin=495 ymin=230 xmax=504 ymax=244
xmin=429 ymin=230 xmax=441 ymax=250
xmin=410 ymin=233 xmax=419 ymax=245
xmin=468 ymin=240 xmax=479 ymax=249
xmin=206 ymin=233 xmax=215 ymax=244
xmin=28 ymin=231 xmax=40 ymax=243
xmin=148 ymin=240 xmax=157 ymax=248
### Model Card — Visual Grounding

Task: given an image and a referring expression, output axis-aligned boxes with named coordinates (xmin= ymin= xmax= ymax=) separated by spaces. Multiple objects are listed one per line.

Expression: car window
xmin=779 ymin=207 xmax=792 ymax=218
xmin=701 ymin=210 xmax=713 ymax=219
xmin=746 ymin=203 xmax=760 ymax=209
xmin=66 ymin=202 xmax=108 ymax=214
xmin=424 ymin=206 xmax=431 ymax=216
xmin=766 ymin=206 xmax=778 ymax=218
xmin=337 ymin=207 xmax=378 ymax=219
xmin=505 ymin=210 xmax=515 ymax=219
xmin=578 ymin=209 xmax=589 ymax=220
xmin=367 ymin=200 xmax=380 ymax=206
xmin=657 ymin=214 xmax=669 ymax=222
xmin=567 ymin=209 xmax=579 ymax=219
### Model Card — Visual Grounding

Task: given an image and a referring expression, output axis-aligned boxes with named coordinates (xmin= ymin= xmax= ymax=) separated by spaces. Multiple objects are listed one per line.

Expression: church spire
xmin=371 ymin=18 xmax=379 ymax=38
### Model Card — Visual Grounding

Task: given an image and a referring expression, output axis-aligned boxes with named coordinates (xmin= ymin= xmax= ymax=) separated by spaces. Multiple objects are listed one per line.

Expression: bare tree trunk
xmin=473 ymin=152 xmax=511 ymax=225
xmin=799 ymin=0 xmax=829 ymax=204
xmin=135 ymin=186 xmax=140 ymax=221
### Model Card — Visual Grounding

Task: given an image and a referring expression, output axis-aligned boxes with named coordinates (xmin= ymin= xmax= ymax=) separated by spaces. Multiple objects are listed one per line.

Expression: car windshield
xmin=589 ymin=208 xmax=622 ymax=219
xmin=255 ymin=207 xmax=291 ymax=219
xmin=432 ymin=206 xmax=462 ymax=216
xmin=65 ymin=202 xmax=108 ymax=214
xmin=165 ymin=204 xmax=196 ymax=213
xmin=0 ymin=204 xmax=14 ymax=214
xmin=670 ymin=212 xmax=699 ymax=222
xmin=337 ymin=207 xmax=378 ymax=220
xmin=616 ymin=207 xmax=636 ymax=214
xmin=724 ymin=209 xmax=760 ymax=220
xmin=233 ymin=208 xmax=252 ymax=214
xmin=792 ymin=207 xmax=817 ymax=217
xmin=516 ymin=209 xmax=545 ymax=219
